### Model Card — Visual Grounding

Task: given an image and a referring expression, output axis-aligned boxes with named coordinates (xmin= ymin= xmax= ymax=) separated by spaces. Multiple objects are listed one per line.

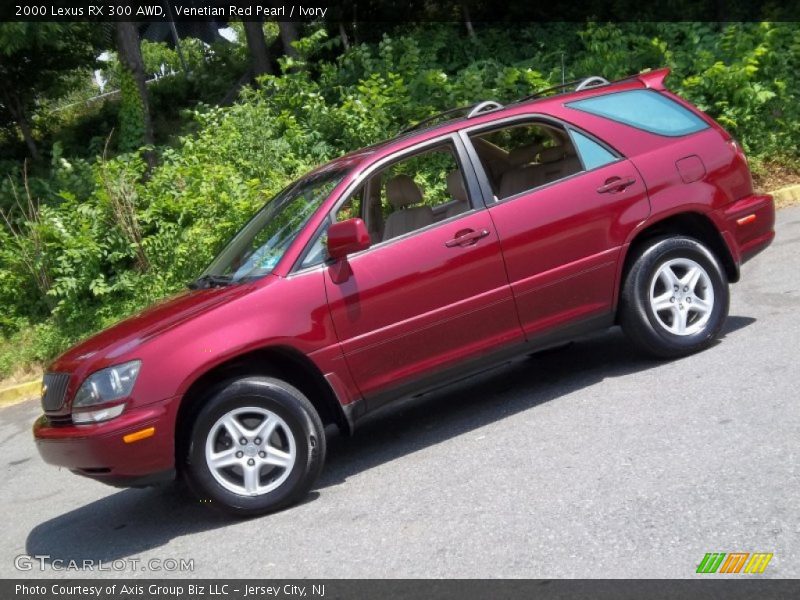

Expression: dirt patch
xmin=752 ymin=159 xmax=800 ymax=196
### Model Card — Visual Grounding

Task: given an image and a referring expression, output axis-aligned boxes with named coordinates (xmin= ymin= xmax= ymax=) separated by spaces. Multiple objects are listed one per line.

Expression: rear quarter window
xmin=567 ymin=89 xmax=709 ymax=137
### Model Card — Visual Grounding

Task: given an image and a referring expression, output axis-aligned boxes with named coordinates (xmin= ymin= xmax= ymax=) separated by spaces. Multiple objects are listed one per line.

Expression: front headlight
xmin=73 ymin=360 xmax=141 ymax=409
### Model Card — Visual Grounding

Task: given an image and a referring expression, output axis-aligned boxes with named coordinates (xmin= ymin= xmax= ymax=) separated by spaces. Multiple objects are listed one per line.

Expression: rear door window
xmin=568 ymin=130 xmax=619 ymax=170
xmin=466 ymin=121 xmax=583 ymax=201
xmin=567 ymin=89 xmax=709 ymax=137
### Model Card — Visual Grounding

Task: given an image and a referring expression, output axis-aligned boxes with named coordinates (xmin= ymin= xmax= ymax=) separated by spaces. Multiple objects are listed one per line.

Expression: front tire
xmin=184 ymin=376 xmax=325 ymax=517
xmin=620 ymin=236 xmax=729 ymax=359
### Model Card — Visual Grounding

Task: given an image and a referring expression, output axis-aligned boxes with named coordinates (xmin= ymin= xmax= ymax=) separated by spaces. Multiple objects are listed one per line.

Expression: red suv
xmin=34 ymin=69 xmax=775 ymax=515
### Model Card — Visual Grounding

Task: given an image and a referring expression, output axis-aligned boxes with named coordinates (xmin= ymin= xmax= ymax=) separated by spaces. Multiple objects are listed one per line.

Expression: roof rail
xmin=399 ymin=100 xmax=504 ymax=134
xmin=467 ymin=100 xmax=504 ymax=118
xmin=574 ymin=76 xmax=610 ymax=91
xmin=515 ymin=78 xmax=586 ymax=103
xmin=396 ymin=69 xmax=669 ymax=136
xmin=514 ymin=70 xmax=663 ymax=106
xmin=399 ymin=105 xmax=473 ymax=134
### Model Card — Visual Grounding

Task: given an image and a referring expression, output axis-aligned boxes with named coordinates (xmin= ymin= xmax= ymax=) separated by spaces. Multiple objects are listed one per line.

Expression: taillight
xmin=729 ymin=139 xmax=749 ymax=167
xmin=728 ymin=138 xmax=755 ymax=198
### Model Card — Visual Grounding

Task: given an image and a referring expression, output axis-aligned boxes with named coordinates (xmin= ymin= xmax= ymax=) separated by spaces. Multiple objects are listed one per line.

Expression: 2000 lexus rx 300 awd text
xmin=34 ymin=69 xmax=775 ymax=515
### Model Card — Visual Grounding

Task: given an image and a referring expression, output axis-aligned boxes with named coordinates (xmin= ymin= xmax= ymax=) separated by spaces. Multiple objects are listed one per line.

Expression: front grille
xmin=41 ymin=373 xmax=70 ymax=412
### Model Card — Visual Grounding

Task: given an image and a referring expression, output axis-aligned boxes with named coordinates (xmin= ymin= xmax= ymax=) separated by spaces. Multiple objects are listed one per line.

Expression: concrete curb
xmin=0 ymin=379 xmax=40 ymax=409
xmin=771 ymin=184 xmax=800 ymax=207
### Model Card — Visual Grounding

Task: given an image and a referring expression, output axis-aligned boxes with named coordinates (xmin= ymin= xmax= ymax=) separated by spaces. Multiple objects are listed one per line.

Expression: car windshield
xmin=193 ymin=168 xmax=346 ymax=287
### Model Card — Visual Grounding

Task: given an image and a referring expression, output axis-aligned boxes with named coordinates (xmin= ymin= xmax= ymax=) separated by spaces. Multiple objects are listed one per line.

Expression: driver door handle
xmin=445 ymin=228 xmax=490 ymax=248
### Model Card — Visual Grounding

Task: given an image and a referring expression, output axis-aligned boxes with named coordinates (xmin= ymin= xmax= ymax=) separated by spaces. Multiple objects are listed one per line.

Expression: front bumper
xmin=718 ymin=193 xmax=776 ymax=265
xmin=33 ymin=397 xmax=179 ymax=487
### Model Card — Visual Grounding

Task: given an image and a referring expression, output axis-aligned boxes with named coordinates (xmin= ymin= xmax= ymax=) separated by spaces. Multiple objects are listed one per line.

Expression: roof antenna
xmin=561 ymin=52 xmax=565 ymax=85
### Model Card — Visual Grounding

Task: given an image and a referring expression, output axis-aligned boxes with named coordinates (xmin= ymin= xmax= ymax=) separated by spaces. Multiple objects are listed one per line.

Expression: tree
xmin=0 ymin=23 xmax=100 ymax=161
xmin=338 ymin=23 xmax=351 ymax=51
xmin=461 ymin=3 xmax=477 ymax=41
xmin=115 ymin=22 xmax=154 ymax=154
xmin=277 ymin=21 xmax=300 ymax=60
xmin=243 ymin=21 xmax=274 ymax=77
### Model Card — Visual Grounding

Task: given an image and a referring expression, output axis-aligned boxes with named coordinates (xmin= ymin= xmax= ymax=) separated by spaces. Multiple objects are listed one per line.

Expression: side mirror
xmin=327 ymin=218 xmax=371 ymax=260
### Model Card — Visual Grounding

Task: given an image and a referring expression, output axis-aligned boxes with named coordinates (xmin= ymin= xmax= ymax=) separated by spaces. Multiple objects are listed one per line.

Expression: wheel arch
xmin=174 ymin=346 xmax=350 ymax=473
xmin=616 ymin=211 xmax=738 ymax=320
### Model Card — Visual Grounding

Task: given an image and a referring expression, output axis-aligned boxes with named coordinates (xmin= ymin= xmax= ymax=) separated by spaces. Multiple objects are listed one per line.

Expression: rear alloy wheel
xmin=620 ymin=236 xmax=729 ymax=358
xmin=649 ymin=257 xmax=715 ymax=336
xmin=185 ymin=376 xmax=325 ymax=516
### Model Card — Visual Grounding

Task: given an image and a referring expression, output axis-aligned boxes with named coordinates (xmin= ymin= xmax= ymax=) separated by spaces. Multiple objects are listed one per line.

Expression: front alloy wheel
xmin=185 ymin=376 xmax=325 ymax=516
xmin=205 ymin=407 xmax=297 ymax=497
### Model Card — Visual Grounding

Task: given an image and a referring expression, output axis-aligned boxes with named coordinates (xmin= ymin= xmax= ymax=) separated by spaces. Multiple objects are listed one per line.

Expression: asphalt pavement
xmin=1 ymin=207 xmax=798 ymax=579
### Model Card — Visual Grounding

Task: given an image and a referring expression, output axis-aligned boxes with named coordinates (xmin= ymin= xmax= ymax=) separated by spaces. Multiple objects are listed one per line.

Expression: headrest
xmin=472 ymin=137 xmax=509 ymax=162
xmin=538 ymin=146 xmax=567 ymax=164
xmin=386 ymin=174 xmax=423 ymax=210
xmin=446 ymin=170 xmax=468 ymax=203
xmin=508 ymin=143 xmax=541 ymax=166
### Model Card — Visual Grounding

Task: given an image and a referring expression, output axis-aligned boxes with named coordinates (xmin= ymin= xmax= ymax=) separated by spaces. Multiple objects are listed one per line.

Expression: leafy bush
xmin=1 ymin=22 xmax=799 ymax=377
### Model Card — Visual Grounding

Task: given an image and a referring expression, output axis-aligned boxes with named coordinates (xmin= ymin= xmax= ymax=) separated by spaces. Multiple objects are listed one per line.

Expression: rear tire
xmin=184 ymin=376 xmax=325 ymax=517
xmin=620 ymin=236 xmax=729 ymax=359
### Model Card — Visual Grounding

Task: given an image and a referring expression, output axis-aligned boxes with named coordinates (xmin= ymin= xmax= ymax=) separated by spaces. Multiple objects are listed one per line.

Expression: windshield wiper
xmin=188 ymin=274 xmax=234 ymax=290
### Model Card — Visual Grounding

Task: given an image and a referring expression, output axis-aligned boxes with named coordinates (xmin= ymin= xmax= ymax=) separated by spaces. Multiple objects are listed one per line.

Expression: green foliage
xmin=0 ymin=23 xmax=104 ymax=157
xmin=669 ymin=22 xmax=800 ymax=156
xmin=1 ymin=22 xmax=799 ymax=377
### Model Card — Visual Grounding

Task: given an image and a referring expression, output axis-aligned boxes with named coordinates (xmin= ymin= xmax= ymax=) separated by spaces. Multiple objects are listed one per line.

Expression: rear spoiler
xmin=636 ymin=67 xmax=671 ymax=91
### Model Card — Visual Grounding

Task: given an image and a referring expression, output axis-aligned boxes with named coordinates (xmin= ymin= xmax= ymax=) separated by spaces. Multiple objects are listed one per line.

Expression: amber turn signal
xmin=123 ymin=427 xmax=155 ymax=444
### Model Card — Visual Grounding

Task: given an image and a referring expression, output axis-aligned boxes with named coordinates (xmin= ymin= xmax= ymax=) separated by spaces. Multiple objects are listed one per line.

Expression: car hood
xmin=49 ymin=280 xmax=262 ymax=373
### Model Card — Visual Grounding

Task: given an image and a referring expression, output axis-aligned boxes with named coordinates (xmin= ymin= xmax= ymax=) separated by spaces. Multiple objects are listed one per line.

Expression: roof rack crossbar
xmin=467 ymin=100 xmax=504 ymax=119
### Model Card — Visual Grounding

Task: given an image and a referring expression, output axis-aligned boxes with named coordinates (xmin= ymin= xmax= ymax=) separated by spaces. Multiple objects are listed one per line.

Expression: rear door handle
xmin=597 ymin=176 xmax=636 ymax=194
xmin=445 ymin=228 xmax=490 ymax=248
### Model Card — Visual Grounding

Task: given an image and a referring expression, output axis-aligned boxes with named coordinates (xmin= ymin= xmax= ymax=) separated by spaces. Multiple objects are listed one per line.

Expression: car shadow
xmin=26 ymin=318 xmax=755 ymax=564
xmin=317 ymin=316 xmax=756 ymax=489
xmin=719 ymin=314 xmax=756 ymax=337
xmin=25 ymin=482 xmax=226 ymax=563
